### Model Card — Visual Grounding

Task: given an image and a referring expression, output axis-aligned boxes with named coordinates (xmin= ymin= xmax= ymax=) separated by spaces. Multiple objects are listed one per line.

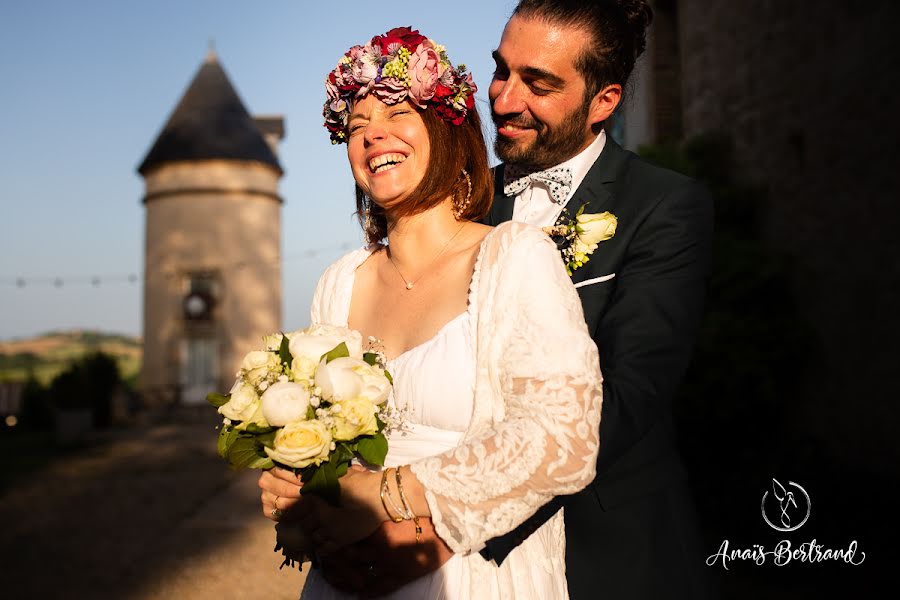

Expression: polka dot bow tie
xmin=503 ymin=164 xmax=573 ymax=204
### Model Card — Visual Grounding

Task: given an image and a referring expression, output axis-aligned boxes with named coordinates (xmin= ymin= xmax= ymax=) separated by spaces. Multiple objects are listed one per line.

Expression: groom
xmin=480 ymin=1 xmax=715 ymax=598
xmin=323 ymin=1 xmax=715 ymax=597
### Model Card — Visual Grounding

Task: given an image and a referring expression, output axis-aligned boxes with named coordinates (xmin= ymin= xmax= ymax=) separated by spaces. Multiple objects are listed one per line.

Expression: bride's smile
xmin=368 ymin=152 xmax=407 ymax=174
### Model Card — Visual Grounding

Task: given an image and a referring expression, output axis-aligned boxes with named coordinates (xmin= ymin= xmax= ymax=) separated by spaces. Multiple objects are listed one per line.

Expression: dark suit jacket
xmin=484 ymin=138 xmax=717 ymax=599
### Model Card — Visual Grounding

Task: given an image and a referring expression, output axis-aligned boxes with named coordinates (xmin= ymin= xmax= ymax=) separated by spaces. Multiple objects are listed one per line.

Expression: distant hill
xmin=0 ymin=330 xmax=141 ymax=385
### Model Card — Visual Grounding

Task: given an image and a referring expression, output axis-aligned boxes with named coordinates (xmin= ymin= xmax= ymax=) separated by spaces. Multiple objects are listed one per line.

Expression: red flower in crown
xmin=374 ymin=27 xmax=427 ymax=53
xmin=433 ymin=83 xmax=454 ymax=100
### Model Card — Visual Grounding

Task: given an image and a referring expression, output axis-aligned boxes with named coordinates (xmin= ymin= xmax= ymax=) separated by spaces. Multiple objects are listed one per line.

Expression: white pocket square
xmin=574 ymin=273 xmax=616 ymax=289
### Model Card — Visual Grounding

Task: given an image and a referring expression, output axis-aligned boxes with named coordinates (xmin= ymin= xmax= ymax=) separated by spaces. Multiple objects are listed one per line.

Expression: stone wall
xmin=677 ymin=0 xmax=900 ymax=470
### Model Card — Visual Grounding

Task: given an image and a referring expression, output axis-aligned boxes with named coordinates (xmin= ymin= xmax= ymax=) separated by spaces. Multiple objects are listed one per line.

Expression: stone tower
xmin=137 ymin=50 xmax=285 ymax=407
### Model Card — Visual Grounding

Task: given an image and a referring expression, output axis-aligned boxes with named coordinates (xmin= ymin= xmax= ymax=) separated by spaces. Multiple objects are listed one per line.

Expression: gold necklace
xmin=387 ymin=222 xmax=467 ymax=290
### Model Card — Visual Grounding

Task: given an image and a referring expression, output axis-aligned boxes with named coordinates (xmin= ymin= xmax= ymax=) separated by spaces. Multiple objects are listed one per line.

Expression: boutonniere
xmin=543 ymin=204 xmax=618 ymax=276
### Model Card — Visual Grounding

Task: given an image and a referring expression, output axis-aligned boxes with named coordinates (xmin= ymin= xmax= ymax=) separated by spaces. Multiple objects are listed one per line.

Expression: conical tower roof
xmin=138 ymin=50 xmax=282 ymax=175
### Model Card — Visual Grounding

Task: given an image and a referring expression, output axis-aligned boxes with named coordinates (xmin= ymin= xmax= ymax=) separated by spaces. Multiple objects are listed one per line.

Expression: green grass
xmin=0 ymin=331 xmax=141 ymax=386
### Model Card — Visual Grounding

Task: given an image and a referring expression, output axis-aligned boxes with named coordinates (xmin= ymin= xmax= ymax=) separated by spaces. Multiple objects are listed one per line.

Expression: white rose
xmin=288 ymin=324 xmax=363 ymax=366
xmin=241 ymin=350 xmax=280 ymax=386
xmin=261 ymin=381 xmax=311 ymax=426
xmin=315 ymin=357 xmax=391 ymax=404
xmin=265 ymin=420 xmax=332 ymax=468
xmin=291 ymin=355 xmax=319 ymax=383
xmin=219 ymin=381 xmax=267 ymax=425
xmin=331 ymin=396 xmax=379 ymax=441
xmin=576 ymin=211 xmax=617 ymax=246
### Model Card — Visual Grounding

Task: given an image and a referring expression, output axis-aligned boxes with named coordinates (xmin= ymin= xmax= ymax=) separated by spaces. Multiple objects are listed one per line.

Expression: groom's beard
xmin=492 ymin=99 xmax=591 ymax=171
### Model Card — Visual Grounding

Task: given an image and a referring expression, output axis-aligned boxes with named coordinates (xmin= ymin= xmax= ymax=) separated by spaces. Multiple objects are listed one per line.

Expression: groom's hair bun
xmin=513 ymin=0 xmax=654 ymax=98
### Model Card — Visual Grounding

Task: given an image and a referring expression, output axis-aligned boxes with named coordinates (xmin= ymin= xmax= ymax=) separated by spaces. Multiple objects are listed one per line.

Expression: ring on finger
xmin=271 ymin=507 xmax=284 ymax=520
xmin=274 ymin=495 xmax=281 ymax=510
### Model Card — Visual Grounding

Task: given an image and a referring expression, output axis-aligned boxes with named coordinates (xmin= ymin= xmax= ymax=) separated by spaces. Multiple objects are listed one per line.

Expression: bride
xmin=259 ymin=27 xmax=602 ymax=599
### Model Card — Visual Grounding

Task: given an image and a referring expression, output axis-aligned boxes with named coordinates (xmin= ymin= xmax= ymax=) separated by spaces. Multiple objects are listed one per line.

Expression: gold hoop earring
xmin=452 ymin=169 xmax=473 ymax=220
xmin=361 ymin=196 xmax=376 ymax=242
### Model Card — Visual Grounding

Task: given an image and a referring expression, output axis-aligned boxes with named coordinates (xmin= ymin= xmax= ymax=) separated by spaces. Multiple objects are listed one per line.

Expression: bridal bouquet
xmin=207 ymin=324 xmax=394 ymax=504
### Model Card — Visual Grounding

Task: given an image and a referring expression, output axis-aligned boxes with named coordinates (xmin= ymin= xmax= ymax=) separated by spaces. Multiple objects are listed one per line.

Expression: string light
xmin=0 ymin=241 xmax=357 ymax=289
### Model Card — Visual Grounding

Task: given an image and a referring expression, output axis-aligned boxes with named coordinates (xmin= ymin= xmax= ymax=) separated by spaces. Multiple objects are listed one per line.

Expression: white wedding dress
xmin=301 ymin=222 xmax=603 ymax=600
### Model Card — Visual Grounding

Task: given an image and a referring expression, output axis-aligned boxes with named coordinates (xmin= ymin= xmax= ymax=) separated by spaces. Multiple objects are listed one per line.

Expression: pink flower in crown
xmin=329 ymin=98 xmax=348 ymax=117
xmin=349 ymin=44 xmax=381 ymax=89
xmin=439 ymin=66 xmax=455 ymax=87
xmin=373 ymin=77 xmax=408 ymax=104
xmin=407 ymin=40 xmax=442 ymax=107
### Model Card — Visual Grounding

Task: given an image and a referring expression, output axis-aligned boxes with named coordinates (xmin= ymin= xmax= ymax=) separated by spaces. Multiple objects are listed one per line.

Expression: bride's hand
xmin=259 ymin=467 xmax=303 ymax=521
xmin=297 ymin=465 xmax=385 ymax=556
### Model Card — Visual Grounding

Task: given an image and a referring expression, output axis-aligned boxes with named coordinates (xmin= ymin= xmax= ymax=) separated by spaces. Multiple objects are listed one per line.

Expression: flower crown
xmin=323 ymin=27 xmax=477 ymax=144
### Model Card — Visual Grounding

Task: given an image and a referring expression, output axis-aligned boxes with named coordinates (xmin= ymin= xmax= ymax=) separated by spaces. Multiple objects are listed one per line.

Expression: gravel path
xmin=0 ymin=421 xmax=307 ymax=599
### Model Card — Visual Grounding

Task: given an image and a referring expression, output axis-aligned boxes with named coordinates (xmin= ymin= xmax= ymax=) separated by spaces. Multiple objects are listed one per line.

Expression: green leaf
xmin=217 ymin=426 xmax=239 ymax=458
xmin=332 ymin=442 xmax=355 ymax=465
xmin=226 ymin=436 xmax=275 ymax=470
xmin=362 ymin=352 xmax=379 ymax=366
xmin=322 ymin=342 xmax=349 ymax=363
xmin=383 ymin=369 xmax=393 ymax=385
xmin=256 ymin=429 xmax=277 ymax=448
xmin=247 ymin=455 xmax=275 ymax=469
xmin=243 ymin=422 xmax=276 ymax=435
xmin=207 ymin=392 xmax=231 ymax=408
xmin=278 ymin=333 xmax=292 ymax=368
xmin=356 ymin=433 xmax=388 ymax=466
xmin=306 ymin=405 xmax=317 ymax=420
xmin=300 ymin=461 xmax=340 ymax=505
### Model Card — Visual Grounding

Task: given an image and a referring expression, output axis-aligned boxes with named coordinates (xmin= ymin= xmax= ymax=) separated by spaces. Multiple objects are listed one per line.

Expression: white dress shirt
xmin=511 ymin=130 xmax=607 ymax=227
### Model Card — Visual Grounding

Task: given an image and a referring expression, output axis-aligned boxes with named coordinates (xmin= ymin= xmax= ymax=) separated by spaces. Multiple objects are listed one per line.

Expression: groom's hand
xmin=320 ymin=517 xmax=452 ymax=597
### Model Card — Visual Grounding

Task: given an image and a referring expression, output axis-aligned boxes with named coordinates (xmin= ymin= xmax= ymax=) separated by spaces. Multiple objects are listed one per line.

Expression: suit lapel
xmin=563 ymin=139 xmax=632 ymax=286
xmin=561 ymin=137 xmax=630 ymax=218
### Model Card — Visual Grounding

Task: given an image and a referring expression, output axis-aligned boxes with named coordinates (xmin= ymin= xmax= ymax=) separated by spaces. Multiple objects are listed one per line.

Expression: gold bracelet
xmin=383 ymin=467 xmax=409 ymax=520
xmin=394 ymin=468 xmax=422 ymax=543
xmin=380 ymin=469 xmax=403 ymax=523
xmin=394 ymin=468 xmax=415 ymax=517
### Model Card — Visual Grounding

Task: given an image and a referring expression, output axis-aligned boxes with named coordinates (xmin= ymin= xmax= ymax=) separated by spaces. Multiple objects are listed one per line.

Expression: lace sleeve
xmin=409 ymin=226 xmax=603 ymax=553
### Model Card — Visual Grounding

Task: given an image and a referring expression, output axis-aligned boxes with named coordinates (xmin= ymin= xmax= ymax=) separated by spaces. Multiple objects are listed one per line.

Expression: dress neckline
xmin=343 ymin=227 xmax=496 ymax=361
xmin=386 ymin=310 xmax=469 ymax=364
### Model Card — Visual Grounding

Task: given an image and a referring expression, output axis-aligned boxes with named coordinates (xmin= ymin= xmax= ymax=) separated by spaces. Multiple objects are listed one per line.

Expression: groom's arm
xmin=319 ymin=518 xmax=453 ymax=596
xmin=483 ymin=177 xmax=714 ymax=564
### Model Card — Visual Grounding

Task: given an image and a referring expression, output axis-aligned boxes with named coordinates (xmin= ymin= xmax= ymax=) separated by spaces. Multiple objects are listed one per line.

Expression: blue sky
xmin=0 ymin=0 xmax=516 ymax=340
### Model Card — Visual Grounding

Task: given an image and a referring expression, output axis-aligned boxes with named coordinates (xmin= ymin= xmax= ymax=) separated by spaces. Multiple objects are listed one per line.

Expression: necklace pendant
xmin=405 ymin=282 xmax=414 ymax=290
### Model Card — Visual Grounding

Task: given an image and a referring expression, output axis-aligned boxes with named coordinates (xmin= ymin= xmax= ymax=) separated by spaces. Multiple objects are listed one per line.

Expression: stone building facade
xmin=137 ymin=51 xmax=285 ymax=407
xmin=628 ymin=1 xmax=899 ymax=470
